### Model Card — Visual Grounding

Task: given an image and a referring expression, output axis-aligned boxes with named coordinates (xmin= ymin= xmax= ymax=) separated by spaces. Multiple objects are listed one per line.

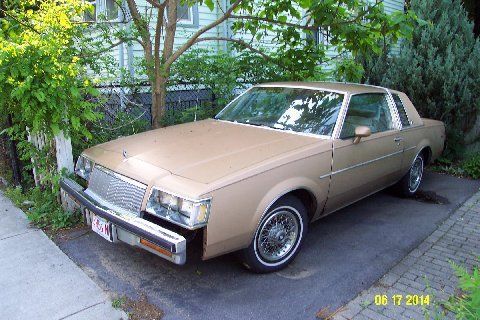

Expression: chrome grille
xmin=87 ymin=166 xmax=147 ymax=214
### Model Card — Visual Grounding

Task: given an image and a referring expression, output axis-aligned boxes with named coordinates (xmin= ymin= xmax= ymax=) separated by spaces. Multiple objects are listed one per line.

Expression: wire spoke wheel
xmin=409 ymin=155 xmax=424 ymax=193
xmin=256 ymin=209 xmax=299 ymax=262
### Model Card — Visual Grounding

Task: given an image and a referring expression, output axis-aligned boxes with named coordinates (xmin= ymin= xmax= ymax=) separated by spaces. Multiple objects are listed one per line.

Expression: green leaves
xmin=445 ymin=261 xmax=480 ymax=319
xmin=0 ymin=0 xmax=101 ymax=190
xmin=228 ymin=0 xmax=414 ymax=82
xmin=33 ymin=91 xmax=46 ymax=102
xmin=204 ymin=0 xmax=214 ymax=11
xmin=361 ymin=0 xmax=480 ymax=158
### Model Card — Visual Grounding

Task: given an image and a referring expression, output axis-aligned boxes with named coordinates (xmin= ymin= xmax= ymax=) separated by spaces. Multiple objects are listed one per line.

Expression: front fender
xmin=249 ymin=177 xmax=326 ymax=241
xmin=202 ymin=151 xmax=331 ymax=260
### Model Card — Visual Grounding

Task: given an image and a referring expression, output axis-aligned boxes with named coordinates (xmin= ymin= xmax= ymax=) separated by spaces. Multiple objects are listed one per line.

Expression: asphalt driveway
xmin=55 ymin=172 xmax=480 ymax=320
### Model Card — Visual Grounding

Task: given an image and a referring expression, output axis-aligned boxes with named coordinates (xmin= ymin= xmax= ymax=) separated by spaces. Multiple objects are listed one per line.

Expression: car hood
xmin=84 ymin=119 xmax=323 ymax=186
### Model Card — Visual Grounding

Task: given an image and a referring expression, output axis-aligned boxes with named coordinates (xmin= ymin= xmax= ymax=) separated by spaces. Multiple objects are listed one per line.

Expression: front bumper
xmin=60 ymin=178 xmax=187 ymax=265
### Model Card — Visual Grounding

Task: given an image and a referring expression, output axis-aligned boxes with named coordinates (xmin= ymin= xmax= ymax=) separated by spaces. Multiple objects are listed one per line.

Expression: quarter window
xmin=340 ymin=93 xmax=394 ymax=139
xmin=392 ymin=94 xmax=411 ymax=127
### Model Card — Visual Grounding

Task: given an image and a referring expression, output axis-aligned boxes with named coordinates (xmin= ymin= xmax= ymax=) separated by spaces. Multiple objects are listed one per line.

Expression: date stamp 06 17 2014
xmin=374 ymin=294 xmax=430 ymax=307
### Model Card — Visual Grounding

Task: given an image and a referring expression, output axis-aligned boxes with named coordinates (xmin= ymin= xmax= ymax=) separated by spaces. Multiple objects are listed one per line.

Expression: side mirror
xmin=353 ymin=126 xmax=371 ymax=144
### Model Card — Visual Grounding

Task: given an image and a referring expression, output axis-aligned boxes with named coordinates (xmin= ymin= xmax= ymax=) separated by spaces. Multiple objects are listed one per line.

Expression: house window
xmin=84 ymin=0 xmax=118 ymax=22
xmin=84 ymin=0 xmax=96 ymax=21
xmin=315 ymin=27 xmax=330 ymax=46
xmin=105 ymin=0 xmax=118 ymax=21
xmin=177 ymin=3 xmax=193 ymax=24
xmin=167 ymin=1 xmax=196 ymax=26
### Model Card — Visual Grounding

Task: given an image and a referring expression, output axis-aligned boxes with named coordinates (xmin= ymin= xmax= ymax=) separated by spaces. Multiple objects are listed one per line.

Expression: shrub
xmin=362 ymin=0 xmax=480 ymax=158
xmin=462 ymin=153 xmax=480 ymax=179
xmin=4 ymin=186 xmax=81 ymax=230
xmin=445 ymin=261 xmax=480 ymax=319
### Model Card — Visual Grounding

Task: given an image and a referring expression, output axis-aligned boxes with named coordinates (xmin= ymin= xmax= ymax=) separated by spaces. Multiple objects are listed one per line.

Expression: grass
xmin=111 ymin=294 xmax=163 ymax=320
xmin=112 ymin=296 xmax=126 ymax=309
xmin=3 ymin=186 xmax=82 ymax=231
xmin=430 ymin=154 xmax=480 ymax=180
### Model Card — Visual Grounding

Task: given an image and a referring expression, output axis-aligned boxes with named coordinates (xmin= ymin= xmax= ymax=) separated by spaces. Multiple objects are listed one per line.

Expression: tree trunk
xmin=151 ymin=76 xmax=167 ymax=129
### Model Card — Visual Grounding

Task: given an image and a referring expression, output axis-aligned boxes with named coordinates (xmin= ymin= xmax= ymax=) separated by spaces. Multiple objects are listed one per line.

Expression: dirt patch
xmin=46 ymin=223 xmax=90 ymax=241
xmin=315 ymin=306 xmax=346 ymax=319
xmin=412 ymin=190 xmax=450 ymax=205
xmin=113 ymin=294 xmax=164 ymax=320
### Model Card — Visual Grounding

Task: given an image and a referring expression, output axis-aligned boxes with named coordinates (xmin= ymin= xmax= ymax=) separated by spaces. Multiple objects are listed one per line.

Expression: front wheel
xmin=240 ymin=195 xmax=308 ymax=273
xmin=396 ymin=153 xmax=424 ymax=197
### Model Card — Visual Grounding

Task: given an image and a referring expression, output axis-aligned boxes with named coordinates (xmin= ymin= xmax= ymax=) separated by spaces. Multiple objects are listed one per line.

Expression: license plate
xmin=91 ymin=214 xmax=113 ymax=242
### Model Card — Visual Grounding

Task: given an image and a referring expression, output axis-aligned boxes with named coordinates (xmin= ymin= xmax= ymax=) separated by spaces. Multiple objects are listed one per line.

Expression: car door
xmin=324 ymin=92 xmax=404 ymax=214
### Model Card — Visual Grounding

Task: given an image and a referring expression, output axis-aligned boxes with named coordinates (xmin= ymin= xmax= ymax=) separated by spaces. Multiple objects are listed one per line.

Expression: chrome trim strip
xmin=400 ymin=124 xmax=424 ymax=131
xmin=404 ymin=145 xmax=417 ymax=152
xmin=319 ymin=149 xmax=404 ymax=179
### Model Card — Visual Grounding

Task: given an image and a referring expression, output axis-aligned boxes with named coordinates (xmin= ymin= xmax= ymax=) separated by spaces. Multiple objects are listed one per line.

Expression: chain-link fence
xmin=95 ymin=82 xmax=240 ymax=127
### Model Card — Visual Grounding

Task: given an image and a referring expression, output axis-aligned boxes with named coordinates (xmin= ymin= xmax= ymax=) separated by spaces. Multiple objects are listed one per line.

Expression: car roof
xmin=257 ymin=82 xmax=389 ymax=94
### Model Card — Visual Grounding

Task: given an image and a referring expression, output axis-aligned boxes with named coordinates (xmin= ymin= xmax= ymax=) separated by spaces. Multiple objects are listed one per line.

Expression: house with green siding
xmin=88 ymin=0 xmax=406 ymax=81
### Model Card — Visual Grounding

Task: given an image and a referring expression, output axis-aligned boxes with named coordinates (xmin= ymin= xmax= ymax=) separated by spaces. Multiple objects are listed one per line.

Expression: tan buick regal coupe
xmin=61 ymin=82 xmax=445 ymax=273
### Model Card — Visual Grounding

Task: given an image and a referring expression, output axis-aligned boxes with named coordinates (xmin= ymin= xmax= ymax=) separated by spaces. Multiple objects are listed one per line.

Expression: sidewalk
xmin=0 ymin=191 xmax=127 ymax=320
xmin=333 ymin=191 xmax=480 ymax=320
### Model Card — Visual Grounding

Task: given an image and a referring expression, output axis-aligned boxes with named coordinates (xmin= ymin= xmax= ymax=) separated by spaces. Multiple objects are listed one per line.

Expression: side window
xmin=392 ymin=94 xmax=411 ymax=127
xmin=340 ymin=93 xmax=394 ymax=139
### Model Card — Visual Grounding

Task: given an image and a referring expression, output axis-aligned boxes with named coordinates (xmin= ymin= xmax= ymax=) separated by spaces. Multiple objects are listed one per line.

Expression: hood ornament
xmin=123 ymin=149 xmax=128 ymax=160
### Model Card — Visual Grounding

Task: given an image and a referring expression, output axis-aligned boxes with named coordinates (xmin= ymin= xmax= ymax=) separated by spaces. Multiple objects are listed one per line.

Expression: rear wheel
xmin=240 ymin=195 xmax=308 ymax=273
xmin=396 ymin=153 xmax=424 ymax=197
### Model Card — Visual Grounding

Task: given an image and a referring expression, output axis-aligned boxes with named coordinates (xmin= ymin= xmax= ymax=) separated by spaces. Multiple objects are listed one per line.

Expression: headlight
xmin=146 ymin=188 xmax=211 ymax=229
xmin=75 ymin=155 xmax=94 ymax=181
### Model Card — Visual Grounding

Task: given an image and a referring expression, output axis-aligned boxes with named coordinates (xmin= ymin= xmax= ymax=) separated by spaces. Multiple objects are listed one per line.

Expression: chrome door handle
xmin=394 ymin=137 xmax=403 ymax=142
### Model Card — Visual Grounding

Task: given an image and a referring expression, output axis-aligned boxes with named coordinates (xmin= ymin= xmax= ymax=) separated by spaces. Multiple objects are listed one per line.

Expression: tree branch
xmin=154 ymin=2 xmax=166 ymax=77
xmin=161 ymin=0 xmax=177 ymax=71
xmin=145 ymin=0 xmax=166 ymax=9
xmin=126 ymin=0 xmax=153 ymax=64
xmin=193 ymin=37 xmax=273 ymax=62
xmin=164 ymin=0 xmax=244 ymax=68
xmin=0 ymin=8 xmax=41 ymax=34
xmin=230 ymin=15 xmax=316 ymax=30
xmin=79 ymin=38 xmax=141 ymax=58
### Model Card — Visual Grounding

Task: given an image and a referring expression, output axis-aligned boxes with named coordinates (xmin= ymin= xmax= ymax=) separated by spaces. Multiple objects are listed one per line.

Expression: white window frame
xmin=84 ymin=0 xmax=118 ymax=22
xmin=177 ymin=3 xmax=194 ymax=25
xmin=84 ymin=0 xmax=97 ymax=22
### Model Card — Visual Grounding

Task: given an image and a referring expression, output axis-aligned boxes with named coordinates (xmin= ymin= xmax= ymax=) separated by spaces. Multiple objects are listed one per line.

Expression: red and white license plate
xmin=91 ymin=214 xmax=113 ymax=242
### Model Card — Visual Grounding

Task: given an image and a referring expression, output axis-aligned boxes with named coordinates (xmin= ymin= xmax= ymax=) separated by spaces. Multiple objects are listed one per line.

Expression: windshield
xmin=215 ymin=87 xmax=344 ymax=136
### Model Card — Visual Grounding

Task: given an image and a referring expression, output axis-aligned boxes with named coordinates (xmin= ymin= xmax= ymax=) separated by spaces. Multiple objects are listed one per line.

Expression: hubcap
xmin=257 ymin=210 xmax=299 ymax=262
xmin=409 ymin=156 xmax=423 ymax=193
